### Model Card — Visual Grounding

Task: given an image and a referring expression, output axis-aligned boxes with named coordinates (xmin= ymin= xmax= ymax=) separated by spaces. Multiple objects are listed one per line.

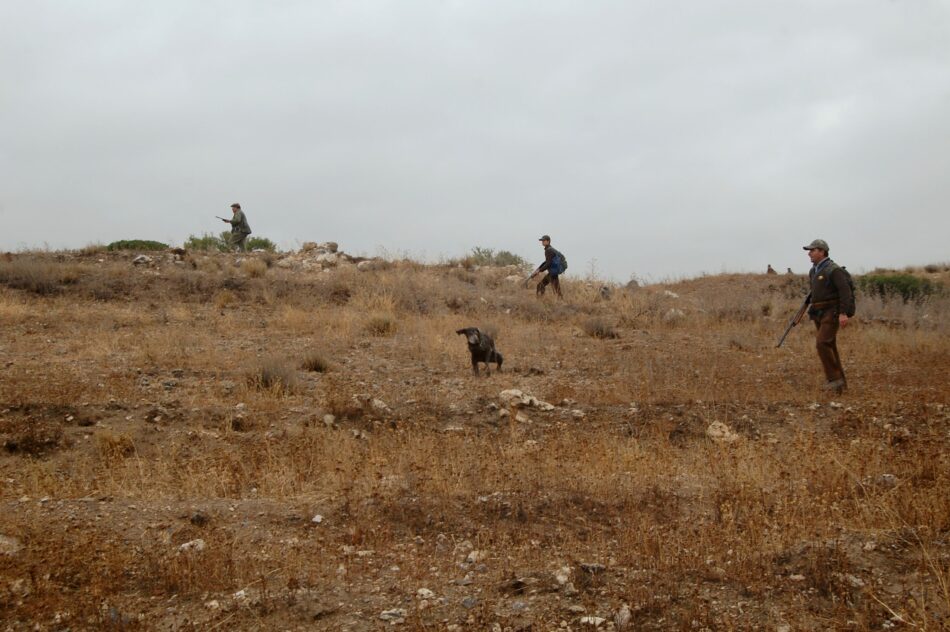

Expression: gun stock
xmin=776 ymin=294 xmax=811 ymax=348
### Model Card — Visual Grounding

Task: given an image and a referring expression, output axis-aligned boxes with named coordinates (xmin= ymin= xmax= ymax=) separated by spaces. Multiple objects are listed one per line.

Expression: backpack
xmin=549 ymin=249 xmax=568 ymax=275
xmin=824 ymin=262 xmax=855 ymax=312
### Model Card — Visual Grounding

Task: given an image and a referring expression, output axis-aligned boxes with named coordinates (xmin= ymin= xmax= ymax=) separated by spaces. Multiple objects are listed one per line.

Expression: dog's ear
xmin=455 ymin=329 xmax=467 ymax=336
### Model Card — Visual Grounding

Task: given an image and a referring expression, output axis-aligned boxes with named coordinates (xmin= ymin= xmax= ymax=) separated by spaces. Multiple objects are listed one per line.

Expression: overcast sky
xmin=1 ymin=1 xmax=948 ymax=280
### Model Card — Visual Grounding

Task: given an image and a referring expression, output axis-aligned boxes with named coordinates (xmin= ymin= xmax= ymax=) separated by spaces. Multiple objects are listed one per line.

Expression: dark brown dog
xmin=456 ymin=328 xmax=503 ymax=376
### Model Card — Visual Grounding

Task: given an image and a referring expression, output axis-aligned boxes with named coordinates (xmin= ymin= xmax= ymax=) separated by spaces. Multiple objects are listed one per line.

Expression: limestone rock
xmin=706 ymin=421 xmax=739 ymax=443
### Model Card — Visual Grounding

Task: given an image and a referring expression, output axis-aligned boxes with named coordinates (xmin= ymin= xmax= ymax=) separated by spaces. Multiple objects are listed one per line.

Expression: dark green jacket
xmin=809 ymin=259 xmax=855 ymax=317
xmin=229 ymin=210 xmax=252 ymax=235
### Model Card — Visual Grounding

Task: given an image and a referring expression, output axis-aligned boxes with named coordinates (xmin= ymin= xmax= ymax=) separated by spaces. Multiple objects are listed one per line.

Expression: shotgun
xmin=776 ymin=293 xmax=811 ymax=348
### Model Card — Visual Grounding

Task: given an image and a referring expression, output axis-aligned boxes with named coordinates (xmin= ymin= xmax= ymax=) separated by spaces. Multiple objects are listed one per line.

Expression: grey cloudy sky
xmin=2 ymin=1 xmax=948 ymax=280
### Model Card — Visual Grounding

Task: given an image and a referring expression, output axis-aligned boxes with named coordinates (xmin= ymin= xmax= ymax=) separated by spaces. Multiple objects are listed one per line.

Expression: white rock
xmin=371 ymin=398 xmax=391 ymax=413
xmin=0 ymin=535 xmax=23 ymax=556
xmin=663 ymin=308 xmax=685 ymax=324
xmin=178 ymin=539 xmax=206 ymax=553
xmin=571 ymin=410 xmax=586 ymax=420
xmin=132 ymin=254 xmax=152 ymax=265
xmin=416 ymin=588 xmax=435 ymax=599
xmin=311 ymin=514 xmax=323 ymax=524
xmin=466 ymin=550 xmax=485 ymax=563
xmin=614 ymin=603 xmax=632 ymax=630
xmin=379 ymin=608 xmax=407 ymax=621
xmin=580 ymin=616 xmax=606 ymax=626
xmin=706 ymin=421 xmax=739 ymax=443
xmin=357 ymin=260 xmax=382 ymax=272
xmin=322 ymin=414 xmax=336 ymax=427
xmin=499 ymin=389 xmax=525 ymax=406
xmin=515 ymin=412 xmax=531 ymax=424
xmin=205 ymin=600 xmax=220 ymax=610
xmin=555 ymin=566 xmax=572 ymax=585
xmin=663 ymin=290 xmax=679 ymax=298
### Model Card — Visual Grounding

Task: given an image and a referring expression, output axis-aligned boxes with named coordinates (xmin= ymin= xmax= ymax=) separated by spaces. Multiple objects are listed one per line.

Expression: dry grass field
xmin=0 ymin=250 xmax=947 ymax=631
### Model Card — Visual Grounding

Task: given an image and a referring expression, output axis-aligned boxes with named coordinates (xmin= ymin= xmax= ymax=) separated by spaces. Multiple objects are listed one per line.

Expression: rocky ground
xmin=0 ymin=249 xmax=947 ymax=630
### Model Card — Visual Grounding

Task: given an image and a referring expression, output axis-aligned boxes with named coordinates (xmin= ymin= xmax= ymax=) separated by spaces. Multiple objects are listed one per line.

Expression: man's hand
xmin=839 ymin=314 xmax=849 ymax=327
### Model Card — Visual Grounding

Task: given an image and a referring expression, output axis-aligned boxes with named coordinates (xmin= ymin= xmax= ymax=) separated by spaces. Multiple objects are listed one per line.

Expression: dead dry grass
xmin=0 ymin=254 xmax=947 ymax=630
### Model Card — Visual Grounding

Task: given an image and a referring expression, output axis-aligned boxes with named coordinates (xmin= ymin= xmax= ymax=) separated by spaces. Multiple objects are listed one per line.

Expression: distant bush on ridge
xmin=106 ymin=240 xmax=168 ymax=251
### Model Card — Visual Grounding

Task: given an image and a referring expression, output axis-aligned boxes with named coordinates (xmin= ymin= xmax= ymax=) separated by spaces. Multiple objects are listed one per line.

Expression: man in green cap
xmin=222 ymin=203 xmax=252 ymax=252
xmin=804 ymin=239 xmax=854 ymax=393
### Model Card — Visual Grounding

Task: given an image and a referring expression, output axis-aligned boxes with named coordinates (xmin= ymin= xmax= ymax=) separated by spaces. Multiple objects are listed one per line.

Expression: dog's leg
xmin=471 ymin=359 xmax=479 ymax=376
xmin=495 ymin=352 xmax=503 ymax=373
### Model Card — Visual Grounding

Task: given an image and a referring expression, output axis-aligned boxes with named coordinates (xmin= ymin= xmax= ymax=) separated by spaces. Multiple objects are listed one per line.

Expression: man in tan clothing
xmin=804 ymin=239 xmax=855 ymax=393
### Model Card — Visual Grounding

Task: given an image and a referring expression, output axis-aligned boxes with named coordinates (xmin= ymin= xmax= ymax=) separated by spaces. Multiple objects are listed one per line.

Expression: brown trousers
xmin=812 ymin=310 xmax=844 ymax=382
xmin=536 ymin=273 xmax=562 ymax=298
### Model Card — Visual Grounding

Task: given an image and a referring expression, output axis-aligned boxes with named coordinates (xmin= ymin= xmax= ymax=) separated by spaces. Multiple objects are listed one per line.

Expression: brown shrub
xmin=241 ymin=258 xmax=268 ymax=278
xmin=213 ymin=289 xmax=236 ymax=308
xmin=364 ymin=312 xmax=396 ymax=336
xmin=96 ymin=431 xmax=136 ymax=461
xmin=0 ymin=258 xmax=81 ymax=295
xmin=301 ymin=351 xmax=331 ymax=373
xmin=248 ymin=358 xmax=298 ymax=394
xmin=582 ymin=317 xmax=619 ymax=339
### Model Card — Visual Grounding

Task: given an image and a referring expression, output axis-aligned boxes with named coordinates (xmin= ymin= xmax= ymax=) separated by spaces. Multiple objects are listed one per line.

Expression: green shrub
xmin=183 ymin=232 xmax=229 ymax=252
xmin=106 ymin=240 xmax=168 ymax=251
xmin=858 ymin=274 xmax=943 ymax=303
xmin=184 ymin=232 xmax=277 ymax=252
xmin=464 ymin=247 xmax=529 ymax=268
xmin=246 ymin=237 xmax=277 ymax=252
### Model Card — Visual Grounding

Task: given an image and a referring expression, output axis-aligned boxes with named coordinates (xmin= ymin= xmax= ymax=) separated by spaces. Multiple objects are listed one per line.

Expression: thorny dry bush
xmin=0 ymin=253 xmax=947 ymax=630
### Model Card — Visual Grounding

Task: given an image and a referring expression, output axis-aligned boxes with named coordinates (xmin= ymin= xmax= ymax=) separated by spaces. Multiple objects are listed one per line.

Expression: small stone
xmin=416 ymin=588 xmax=435 ymax=599
xmin=567 ymin=605 xmax=586 ymax=614
xmin=189 ymin=511 xmax=210 ymax=527
xmin=0 ymin=535 xmax=23 ymax=556
xmin=789 ymin=574 xmax=805 ymax=582
xmin=515 ymin=411 xmax=530 ymax=424
xmin=178 ymin=539 xmax=206 ymax=553
xmin=461 ymin=596 xmax=478 ymax=609
xmin=322 ymin=414 xmax=336 ymax=427
xmin=379 ymin=608 xmax=407 ymax=622
xmin=706 ymin=421 xmax=739 ymax=443
xmin=579 ymin=562 xmax=606 ymax=574
xmin=311 ymin=514 xmax=324 ymax=524
xmin=466 ymin=550 xmax=485 ymax=563
xmin=205 ymin=600 xmax=220 ymax=610
xmin=571 ymin=409 xmax=586 ymax=420
xmin=614 ymin=604 xmax=632 ymax=630
xmin=580 ymin=616 xmax=606 ymax=627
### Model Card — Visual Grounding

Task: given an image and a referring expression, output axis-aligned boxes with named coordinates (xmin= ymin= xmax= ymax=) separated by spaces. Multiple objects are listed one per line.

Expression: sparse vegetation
xmin=248 ymin=358 xmax=298 ymax=394
xmin=582 ymin=316 xmax=619 ymax=339
xmin=106 ymin=239 xmax=169 ymax=251
xmin=454 ymin=246 xmax=530 ymax=269
xmin=858 ymin=272 xmax=943 ymax=303
xmin=0 ymin=257 xmax=81 ymax=294
xmin=183 ymin=232 xmax=277 ymax=252
xmin=240 ymin=258 xmax=267 ymax=278
xmin=364 ymin=312 xmax=396 ymax=336
xmin=0 ymin=254 xmax=947 ymax=629
xmin=300 ymin=351 xmax=331 ymax=372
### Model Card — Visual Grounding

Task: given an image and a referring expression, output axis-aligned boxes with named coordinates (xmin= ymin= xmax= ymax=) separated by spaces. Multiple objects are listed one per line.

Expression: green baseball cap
xmin=803 ymin=239 xmax=829 ymax=251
